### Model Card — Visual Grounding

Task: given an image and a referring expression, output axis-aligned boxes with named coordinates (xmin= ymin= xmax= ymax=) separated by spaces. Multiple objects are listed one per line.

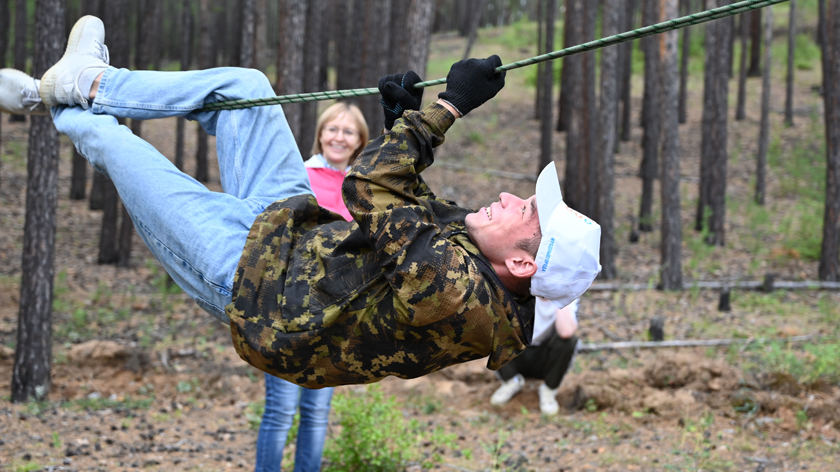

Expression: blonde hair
xmin=310 ymin=102 xmax=369 ymax=165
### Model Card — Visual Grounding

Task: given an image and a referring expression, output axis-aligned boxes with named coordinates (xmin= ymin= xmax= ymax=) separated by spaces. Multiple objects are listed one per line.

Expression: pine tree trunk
xmin=736 ymin=12 xmax=748 ymax=121
xmin=563 ymin=0 xmax=583 ymax=210
xmin=277 ymin=0 xmax=306 ymax=143
xmin=10 ymin=0 xmax=28 ymax=123
xmin=175 ymin=0 xmax=192 ymax=171
xmin=196 ymin=0 xmax=215 ymax=183
xmin=660 ymin=0 xmax=682 ymax=290
xmin=0 ymin=0 xmax=9 ymax=69
xmin=784 ymin=0 xmax=795 ymax=127
xmin=556 ymin=0 xmax=574 ymax=132
xmin=755 ymin=5 xmax=772 ymax=206
xmin=583 ymin=0 xmax=599 ymax=220
xmin=699 ymin=0 xmax=732 ymax=246
xmin=13 ymin=0 xmax=26 ymax=73
xmin=620 ymin=0 xmax=637 ymax=141
xmin=462 ymin=0 xmax=488 ymax=60
xmin=538 ymin=0 xmax=556 ymax=172
xmin=819 ymin=0 xmax=840 ymax=281
xmin=299 ymin=0 xmax=324 ymax=157
xmin=405 ymin=0 xmax=434 ymax=78
xmin=358 ymin=0 xmax=391 ymax=136
xmin=639 ymin=0 xmax=660 ymax=233
xmin=678 ymin=0 xmax=690 ymax=124
xmin=333 ymin=0 xmax=349 ymax=86
xmin=12 ymin=0 xmax=64 ymax=403
xmin=253 ymin=0 xmax=267 ymax=71
xmin=89 ymin=173 xmax=105 ymax=209
xmin=69 ymin=149 xmax=87 ymax=200
xmin=747 ymin=8 xmax=761 ymax=77
xmin=598 ymin=0 xmax=620 ymax=280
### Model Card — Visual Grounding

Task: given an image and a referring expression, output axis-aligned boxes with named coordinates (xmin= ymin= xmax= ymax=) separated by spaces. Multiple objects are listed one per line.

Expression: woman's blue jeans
xmin=255 ymin=373 xmax=334 ymax=472
xmin=51 ymin=67 xmax=312 ymax=323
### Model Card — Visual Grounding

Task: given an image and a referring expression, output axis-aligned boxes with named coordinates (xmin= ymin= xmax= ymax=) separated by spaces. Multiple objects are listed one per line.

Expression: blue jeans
xmin=256 ymin=373 xmax=334 ymax=472
xmin=51 ymin=67 xmax=312 ymax=323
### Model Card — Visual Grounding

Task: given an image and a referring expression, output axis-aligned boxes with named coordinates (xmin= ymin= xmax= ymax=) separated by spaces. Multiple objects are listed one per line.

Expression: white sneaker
xmin=538 ymin=382 xmax=560 ymax=415
xmin=490 ymin=374 xmax=524 ymax=406
xmin=40 ymin=15 xmax=109 ymax=109
xmin=0 ymin=69 xmax=48 ymax=115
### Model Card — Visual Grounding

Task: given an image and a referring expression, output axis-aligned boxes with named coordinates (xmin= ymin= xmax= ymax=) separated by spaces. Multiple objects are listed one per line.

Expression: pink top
xmin=304 ymin=154 xmax=353 ymax=222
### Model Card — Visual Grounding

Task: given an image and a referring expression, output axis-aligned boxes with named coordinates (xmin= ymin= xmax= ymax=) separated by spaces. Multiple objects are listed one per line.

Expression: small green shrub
xmin=324 ymin=385 xmax=453 ymax=471
xmin=324 ymin=385 xmax=418 ymax=471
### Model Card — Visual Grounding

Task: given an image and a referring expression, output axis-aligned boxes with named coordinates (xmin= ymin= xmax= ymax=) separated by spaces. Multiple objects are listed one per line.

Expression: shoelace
xmin=20 ymin=78 xmax=43 ymax=111
xmin=94 ymin=41 xmax=110 ymax=64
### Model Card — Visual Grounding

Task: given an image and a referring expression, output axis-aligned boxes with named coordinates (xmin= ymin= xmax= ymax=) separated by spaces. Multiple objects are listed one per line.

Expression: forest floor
xmin=2 ymin=14 xmax=840 ymax=472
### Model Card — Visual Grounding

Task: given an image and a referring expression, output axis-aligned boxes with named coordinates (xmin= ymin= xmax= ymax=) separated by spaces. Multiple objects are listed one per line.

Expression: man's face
xmin=465 ymin=192 xmax=541 ymax=266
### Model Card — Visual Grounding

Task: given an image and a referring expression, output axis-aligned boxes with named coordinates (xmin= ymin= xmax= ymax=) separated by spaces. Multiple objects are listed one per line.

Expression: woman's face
xmin=319 ymin=112 xmax=361 ymax=170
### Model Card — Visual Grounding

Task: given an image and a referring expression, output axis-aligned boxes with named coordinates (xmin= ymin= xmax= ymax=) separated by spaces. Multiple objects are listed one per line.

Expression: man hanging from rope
xmin=0 ymin=16 xmax=601 ymax=388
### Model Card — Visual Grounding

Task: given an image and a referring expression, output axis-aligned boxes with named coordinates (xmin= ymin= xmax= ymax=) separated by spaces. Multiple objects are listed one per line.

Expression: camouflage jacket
xmin=226 ymin=103 xmax=534 ymax=388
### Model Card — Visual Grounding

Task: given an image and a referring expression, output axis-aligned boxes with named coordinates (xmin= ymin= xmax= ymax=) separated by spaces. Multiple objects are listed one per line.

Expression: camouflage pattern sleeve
xmin=341 ymin=103 xmax=480 ymax=327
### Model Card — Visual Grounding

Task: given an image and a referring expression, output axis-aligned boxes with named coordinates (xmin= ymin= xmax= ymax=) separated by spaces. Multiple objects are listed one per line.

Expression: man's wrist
xmin=436 ymin=99 xmax=461 ymax=118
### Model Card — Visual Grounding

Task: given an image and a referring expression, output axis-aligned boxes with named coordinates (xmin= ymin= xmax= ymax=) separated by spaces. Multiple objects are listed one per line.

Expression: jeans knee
xmin=236 ymin=68 xmax=274 ymax=97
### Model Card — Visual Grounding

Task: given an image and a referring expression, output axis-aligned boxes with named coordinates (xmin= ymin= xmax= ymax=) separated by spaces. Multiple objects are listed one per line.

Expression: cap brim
xmin=535 ymin=162 xmax=564 ymax=234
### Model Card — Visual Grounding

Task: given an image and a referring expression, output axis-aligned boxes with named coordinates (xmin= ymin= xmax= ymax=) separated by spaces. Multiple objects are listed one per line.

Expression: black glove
xmin=379 ymin=71 xmax=424 ymax=130
xmin=438 ymin=55 xmax=506 ymax=116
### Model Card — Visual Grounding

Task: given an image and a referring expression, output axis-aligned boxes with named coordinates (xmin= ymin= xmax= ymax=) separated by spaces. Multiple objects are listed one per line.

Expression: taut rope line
xmin=202 ymin=0 xmax=788 ymax=111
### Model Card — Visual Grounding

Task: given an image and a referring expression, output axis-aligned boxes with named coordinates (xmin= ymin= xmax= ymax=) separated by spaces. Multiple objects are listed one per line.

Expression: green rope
xmin=202 ymin=0 xmax=787 ymax=111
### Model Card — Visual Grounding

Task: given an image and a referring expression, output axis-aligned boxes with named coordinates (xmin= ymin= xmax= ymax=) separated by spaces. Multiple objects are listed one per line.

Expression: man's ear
xmin=505 ymin=255 xmax=537 ymax=279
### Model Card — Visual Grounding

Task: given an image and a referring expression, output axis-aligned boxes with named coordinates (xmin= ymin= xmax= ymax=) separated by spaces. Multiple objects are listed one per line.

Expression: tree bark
xmin=784 ymin=0 xmax=795 ymax=127
xmin=563 ymin=0 xmax=583 ymax=210
xmin=405 ymin=0 xmax=435 ymax=78
xmin=598 ymin=0 xmax=620 ymax=280
xmin=175 ymin=0 xmax=192 ymax=171
xmin=10 ymin=0 xmax=28 ymax=123
xmin=253 ymin=0 xmax=267 ymax=71
xmin=239 ymin=0 xmax=256 ymax=68
xmin=538 ymin=0 xmax=556 ymax=173
xmin=582 ymin=0 xmax=599 ymax=220
xmin=358 ymin=0 xmax=392 ymax=136
xmin=12 ymin=0 xmax=64 ymax=403
xmin=755 ymin=5 xmax=772 ymax=206
xmin=69 ymin=149 xmax=87 ymax=200
xmin=678 ymin=0 xmax=690 ymax=124
xmin=620 ymin=0 xmax=637 ymax=141
xmin=819 ymin=0 xmax=840 ymax=281
xmin=697 ymin=0 xmax=732 ymax=246
xmin=660 ymin=0 xmax=682 ymax=290
xmin=462 ymin=0 xmax=488 ymax=60
xmin=276 ymin=0 xmax=306 ymax=143
xmin=299 ymin=0 xmax=324 ymax=157
xmin=747 ymin=8 xmax=761 ymax=77
xmin=89 ymin=173 xmax=105 ymax=209
xmin=735 ymin=11 xmax=748 ymax=121
xmin=557 ymin=0 xmax=574 ymax=132
xmin=639 ymin=0 xmax=660 ymax=233
xmin=195 ymin=0 xmax=216 ymax=183
xmin=0 ymin=0 xmax=9 ymax=69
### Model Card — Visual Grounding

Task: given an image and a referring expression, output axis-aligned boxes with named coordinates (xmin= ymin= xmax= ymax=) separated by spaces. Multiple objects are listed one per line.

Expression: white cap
xmin=531 ymin=162 xmax=601 ymax=310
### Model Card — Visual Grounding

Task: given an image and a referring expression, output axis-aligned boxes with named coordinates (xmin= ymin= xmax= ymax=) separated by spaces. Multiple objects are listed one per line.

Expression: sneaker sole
xmin=40 ymin=15 xmax=99 ymax=107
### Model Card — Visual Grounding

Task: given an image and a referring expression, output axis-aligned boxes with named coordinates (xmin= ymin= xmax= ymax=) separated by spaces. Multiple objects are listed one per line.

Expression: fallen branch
xmin=578 ymin=334 xmax=824 ymax=352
